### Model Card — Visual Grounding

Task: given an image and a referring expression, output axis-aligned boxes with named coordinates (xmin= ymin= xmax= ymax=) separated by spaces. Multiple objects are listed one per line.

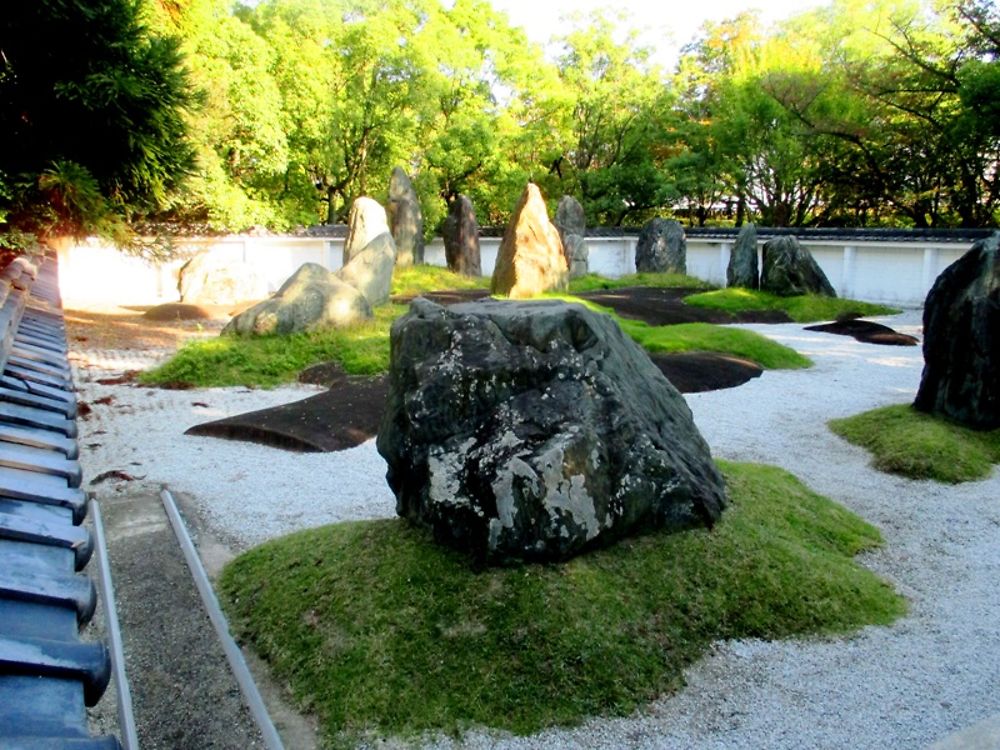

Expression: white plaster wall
xmin=57 ymin=233 xmax=977 ymax=310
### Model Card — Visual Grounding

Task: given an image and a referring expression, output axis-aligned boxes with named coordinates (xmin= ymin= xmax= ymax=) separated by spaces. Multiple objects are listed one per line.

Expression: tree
xmin=545 ymin=15 xmax=674 ymax=226
xmin=0 ymin=0 xmax=193 ymax=244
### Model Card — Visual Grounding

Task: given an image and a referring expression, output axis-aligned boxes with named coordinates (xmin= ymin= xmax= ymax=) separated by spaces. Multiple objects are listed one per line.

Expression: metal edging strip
xmin=91 ymin=499 xmax=139 ymax=750
xmin=159 ymin=488 xmax=284 ymax=750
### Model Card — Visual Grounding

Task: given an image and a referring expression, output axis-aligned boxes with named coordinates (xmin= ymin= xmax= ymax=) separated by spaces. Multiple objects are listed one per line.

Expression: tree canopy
xmin=2 ymin=0 xmax=998 ymax=245
xmin=0 ymin=0 xmax=194 ymax=246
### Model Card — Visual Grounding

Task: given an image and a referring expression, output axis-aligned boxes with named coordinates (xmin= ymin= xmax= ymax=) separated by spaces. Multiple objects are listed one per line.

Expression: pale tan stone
xmin=491 ymin=183 xmax=568 ymax=299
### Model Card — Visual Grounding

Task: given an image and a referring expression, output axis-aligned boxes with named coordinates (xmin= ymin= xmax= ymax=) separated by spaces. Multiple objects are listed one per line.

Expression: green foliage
xmin=829 ymin=404 xmax=1000 ymax=482
xmin=219 ymin=461 xmax=904 ymax=744
xmin=1 ymin=0 xmax=194 ymax=239
xmin=683 ymin=288 xmax=900 ymax=322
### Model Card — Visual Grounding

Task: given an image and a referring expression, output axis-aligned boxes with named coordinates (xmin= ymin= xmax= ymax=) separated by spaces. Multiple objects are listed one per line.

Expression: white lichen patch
xmin=427 ymin=438 xmax=476 ymax=508
xmin=491 ymin=457 xmax=537 ymax=530
xmin=536 ymin=444 xmax=601 ymax=540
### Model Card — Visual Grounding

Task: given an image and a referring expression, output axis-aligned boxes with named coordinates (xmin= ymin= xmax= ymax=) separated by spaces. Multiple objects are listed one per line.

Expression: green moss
xmin=569 ymin=272 xmax=715 ymax=293
xmin=139 ymin=304 xmax=405 ymax=387
xmin=683 ymin=288 xmax=900 ymax=323
xmin=829 ymin=404 xmax=1000 ymax=483
xmin=219 ymin=462 xmax=904 ymax=746
xmin=390 ymin=264 xmax=489 ymax=297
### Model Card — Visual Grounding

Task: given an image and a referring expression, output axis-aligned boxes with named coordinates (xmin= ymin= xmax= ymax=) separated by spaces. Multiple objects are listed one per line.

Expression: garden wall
xmin=59 ymin=232 xmax=974 ymax=309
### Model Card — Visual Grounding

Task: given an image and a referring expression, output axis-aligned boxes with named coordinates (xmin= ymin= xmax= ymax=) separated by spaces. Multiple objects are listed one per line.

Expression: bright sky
xmin=488 ymin=0 xmax=828 ymax=69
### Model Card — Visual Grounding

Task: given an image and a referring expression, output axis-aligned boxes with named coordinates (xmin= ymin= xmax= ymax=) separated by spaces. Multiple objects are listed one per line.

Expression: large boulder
xmin=491 ymin=183 xmax=568 ymax=298
xmin=388 ymin=167 xmax=424 ymax=267
xmin=178 ymin=252 xmax=268 ymax=306
xmin=555 ymin=195 xmax=589 ymax=279
xmin=726 ymin=223 xmax=759 ymax=289
xmin=443 ymin=195 xmax=481 ymax=277
xmin=337 ymin=231 xmax=396 ymax=308
xmin=914 ymin=233 xmax=999 ymax=429
xmin=343 ymin=197 xmax=389 ymax=264
xmin=223 ymin=263 xmax=371 ymax=336
xmin=760 ymin=236 xmax=836 ymax=297
xmin=377 ymin=298 xmax=727 ymax=564
xmin=635 ymin=218 xmax=686 ymax=274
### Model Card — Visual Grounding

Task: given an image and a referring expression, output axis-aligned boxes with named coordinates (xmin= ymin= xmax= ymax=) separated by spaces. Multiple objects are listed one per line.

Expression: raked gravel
xmin=72 ymin=309 xmax=1000 ymax=750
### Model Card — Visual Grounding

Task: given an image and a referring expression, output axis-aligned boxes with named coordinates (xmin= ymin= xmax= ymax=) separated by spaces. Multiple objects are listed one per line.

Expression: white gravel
xmin=72 ymin=309 xmax=1000 ymax=749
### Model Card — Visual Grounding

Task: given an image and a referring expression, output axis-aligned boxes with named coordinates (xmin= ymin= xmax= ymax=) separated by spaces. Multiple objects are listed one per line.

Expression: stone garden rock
xmin=222 ymin=263 xmax=371 ymax=336
xmin=913 ymin=232 xmax=999 ymax=429
xmin=760 ymin=236 xmax=836 ymax=297
xmin=443 ymin=195 xmax=481 ymax=277
xmin=377 ymin=297 xmax=727 ymax=564
xmin=555 ymin=195 xmax=588 ymax=278
xmin=491 ymin=183 xmax=568 ymax=298
xmin=178 ymin=252 xmax=268 ymax=306
xmin=727 ymin=222 xmax=759 ymax=289
xmin=388 ymin=167 xmax=424 ymax=267
xmin=336 ymin=231 xmax=396 ymax=308
xmin=635 ymin=218 xmax=686 ymax=274
xmin=343 ymin=197 xmax=389 ymax=264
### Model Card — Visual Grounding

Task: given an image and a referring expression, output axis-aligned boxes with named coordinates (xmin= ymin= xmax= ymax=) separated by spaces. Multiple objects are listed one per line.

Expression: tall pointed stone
xmin=555 ymin=195 xmax=588 ymax=279
xmin=491 ymin=183 xmax=568 ymax=298
xmin=388 ymin=167 xmax=424 ymax=267
xmin=343 ymin=197 xmax=390 ymax=264
xmin=727 ymin=222 xmax=759 ymax=289
xmin=635 ymin=218 xmax=686 ymax=274
xmin=443 ymin=195 xmax=481 ymax=277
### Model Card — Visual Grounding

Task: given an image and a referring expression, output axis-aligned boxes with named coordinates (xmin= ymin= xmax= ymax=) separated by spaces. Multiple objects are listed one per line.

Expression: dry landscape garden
xmin=2 ymin=0 xmax=999 ymax=749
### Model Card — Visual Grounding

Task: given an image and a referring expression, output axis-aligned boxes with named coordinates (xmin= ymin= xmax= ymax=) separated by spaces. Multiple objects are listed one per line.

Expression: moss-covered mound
xmin=830 ymin=404 xmax=1000 ymax=483
xmin=219 ymin=461 xmax=904 ymax=746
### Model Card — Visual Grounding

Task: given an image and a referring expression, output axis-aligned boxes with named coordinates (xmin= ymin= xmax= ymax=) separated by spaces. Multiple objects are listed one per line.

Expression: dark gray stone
xmin=760 ymin=236 xmax=836 ymax=297
xmin=376 ymin=298 xmax=727 ymax=564
xmin=635 ymin=218 xmax=686 ymax=274
xmin=443 ymin=195 xmax=481 ymax=277
xmin=914 ymin=232 xmax=999 ymax=429
xmin=555 ymin=195 xmax=588 ymax=278
xmin=727 ymin=223 xmax=759 ymax=289
xmin=388 ymin=167 xmax=424 ymax=266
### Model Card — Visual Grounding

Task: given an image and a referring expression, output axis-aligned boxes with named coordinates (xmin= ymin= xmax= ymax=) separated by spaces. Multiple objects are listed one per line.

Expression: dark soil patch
xmin=186 ymin=375 xmax=389 ymax=452
xmin=194 ymin=349 xmax=759 ymax=453
xmin=804 ymin=319 xmax=918 ymax=346
xmin=143 ymin=302 xmax=212 ymax=321
xmin=651 ymin=352 xmax=763 ymax=393
xmin=577 ymin=287 xmax=793 ymax=326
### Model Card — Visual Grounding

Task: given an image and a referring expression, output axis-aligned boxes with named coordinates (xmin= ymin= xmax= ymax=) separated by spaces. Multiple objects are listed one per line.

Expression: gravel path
xmin=72 ymin=310 xmax=1000 ymax=749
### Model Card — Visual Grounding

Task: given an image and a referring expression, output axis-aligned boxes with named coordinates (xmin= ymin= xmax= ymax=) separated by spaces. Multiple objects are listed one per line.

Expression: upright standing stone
xmin=343 ymin=197 xmax=390 ymax=264
xmin=635 ymin=218 xmax=686 ymax=274
xmin=337 ymin=232 xmax=397 ymax=308
xmin=555 ymin=195 xmax=589 ymax=279
xmin=727 ymin=222 xmax=759 ymax=289
xmin=388 ymin=167 xmax=424 ymax=267
xmin=760 ymin=236 xmax=836 ymax=297
xmin=491 ymin=183 xmax=568 ymax=298
xmin=443 ymin=195 xmax=481 ymax=277
xmin=914 ymin=232 xmax=999 ymax=429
